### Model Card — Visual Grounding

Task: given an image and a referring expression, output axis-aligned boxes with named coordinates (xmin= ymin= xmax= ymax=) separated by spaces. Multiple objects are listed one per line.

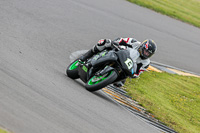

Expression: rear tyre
xmin=66 ymin=60 xmax=80 ymax=79
xmin=85 ymin=70 xmax=118 ymax=92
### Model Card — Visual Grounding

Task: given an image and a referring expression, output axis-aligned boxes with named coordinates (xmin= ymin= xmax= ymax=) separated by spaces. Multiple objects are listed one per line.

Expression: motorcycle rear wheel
xmin=85 ymin=70 xmax=118 ymax=92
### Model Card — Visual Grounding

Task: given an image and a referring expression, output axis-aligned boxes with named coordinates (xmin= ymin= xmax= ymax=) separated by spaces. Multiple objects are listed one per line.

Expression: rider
xmin=80 ymin=37 xmax=157 ymax=87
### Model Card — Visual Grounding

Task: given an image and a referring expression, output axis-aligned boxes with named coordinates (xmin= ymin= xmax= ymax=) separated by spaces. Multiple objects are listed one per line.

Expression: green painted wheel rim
xmin=88 ymin=71 xmax=113 ymax=85
xmin=69 ymin=60 xmax=79 ymax=70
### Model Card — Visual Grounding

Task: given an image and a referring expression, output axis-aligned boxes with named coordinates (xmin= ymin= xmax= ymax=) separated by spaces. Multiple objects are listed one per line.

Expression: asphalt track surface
xmin=0 ymin=0 xmax=199 ymax=133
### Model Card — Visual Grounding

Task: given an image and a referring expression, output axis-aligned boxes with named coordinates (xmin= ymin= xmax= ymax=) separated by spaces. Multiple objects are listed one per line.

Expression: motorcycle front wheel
xmin=66 ymin=59 xmax=80 ymax=79
xmin=85 ymin=70 xmax=118 ymax=92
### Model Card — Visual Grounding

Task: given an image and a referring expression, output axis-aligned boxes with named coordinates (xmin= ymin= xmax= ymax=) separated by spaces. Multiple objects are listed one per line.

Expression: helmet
xmin=138 ymin=39 xmax=157 ymax=59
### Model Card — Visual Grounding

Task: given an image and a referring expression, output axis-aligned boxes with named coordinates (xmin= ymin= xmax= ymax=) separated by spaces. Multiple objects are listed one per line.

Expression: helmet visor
xmin=143 ymin=49 xmax=150 ymax=57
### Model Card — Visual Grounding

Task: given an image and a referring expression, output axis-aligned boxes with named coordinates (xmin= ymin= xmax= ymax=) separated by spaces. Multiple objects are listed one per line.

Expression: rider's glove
xmin=119 ymin=39 xmax=133 ymax=48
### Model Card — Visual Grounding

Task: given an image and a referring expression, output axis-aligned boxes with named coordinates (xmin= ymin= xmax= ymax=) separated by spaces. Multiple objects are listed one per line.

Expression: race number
xmin=124 ymin=58 xmax=133 ymax=69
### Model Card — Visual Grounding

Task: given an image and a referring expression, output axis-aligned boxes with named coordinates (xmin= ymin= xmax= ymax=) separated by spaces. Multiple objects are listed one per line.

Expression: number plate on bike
xmin=82 ymin=65 xmax=88 ymax=72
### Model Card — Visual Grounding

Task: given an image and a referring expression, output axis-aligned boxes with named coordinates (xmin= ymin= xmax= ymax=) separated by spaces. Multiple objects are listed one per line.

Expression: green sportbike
xmin=66 ymin=45 xmax=134 ymax=92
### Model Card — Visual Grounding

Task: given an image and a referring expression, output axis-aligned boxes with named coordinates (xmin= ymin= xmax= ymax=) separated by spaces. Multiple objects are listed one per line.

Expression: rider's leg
xmin=79 ymin=43 xmax=105 ymax=62
xmin=79 ymin=49 xmax=95 ymax=62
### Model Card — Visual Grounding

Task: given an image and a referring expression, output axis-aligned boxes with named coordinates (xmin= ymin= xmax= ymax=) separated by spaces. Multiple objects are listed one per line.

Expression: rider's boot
xmin=79 ymin=45 xmax=100 ymax=62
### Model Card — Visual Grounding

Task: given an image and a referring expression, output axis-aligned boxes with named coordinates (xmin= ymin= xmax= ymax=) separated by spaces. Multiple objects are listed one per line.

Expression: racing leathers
xmin=80 ymin=38 xmax=150 ymax=86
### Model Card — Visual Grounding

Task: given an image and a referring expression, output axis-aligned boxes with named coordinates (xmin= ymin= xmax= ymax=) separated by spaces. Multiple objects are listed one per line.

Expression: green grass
xmin=125 ymin=71 xmax=200 ymax=133
xmin=0 ymin=128 xmax=9 ymax=133
xmin=127 ymin=0 xmax=200 ymax=28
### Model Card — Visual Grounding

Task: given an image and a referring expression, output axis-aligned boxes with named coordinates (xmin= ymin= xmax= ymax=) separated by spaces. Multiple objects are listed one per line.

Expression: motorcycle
xmin=66 ymin=43 xmax=135 ymax=91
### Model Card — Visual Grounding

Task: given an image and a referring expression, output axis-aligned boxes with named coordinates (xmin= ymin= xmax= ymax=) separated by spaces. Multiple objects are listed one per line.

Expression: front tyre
xmin=85 ymin=70 xmax=118 ymax=92
xmin=66 ymin=59 xmax=80 ymax=79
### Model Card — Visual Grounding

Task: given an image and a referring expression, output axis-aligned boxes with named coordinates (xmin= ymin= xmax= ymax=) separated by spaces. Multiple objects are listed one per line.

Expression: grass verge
xmin=0 ymin=128 xmax=9 ymax=133
xmin=127 ymin=0 xmax=200 ymax=28
xmin=125 ymin=71 xmax=200 ymax=133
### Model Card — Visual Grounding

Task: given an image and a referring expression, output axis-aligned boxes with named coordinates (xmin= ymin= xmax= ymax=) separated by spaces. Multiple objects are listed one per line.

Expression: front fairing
xmin=115 ymin=50 xmax=134 ymax=76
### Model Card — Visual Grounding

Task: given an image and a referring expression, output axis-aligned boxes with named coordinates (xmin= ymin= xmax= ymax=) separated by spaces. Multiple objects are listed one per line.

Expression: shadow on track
xmin=64 ymin=74 xmax=118 ymax=106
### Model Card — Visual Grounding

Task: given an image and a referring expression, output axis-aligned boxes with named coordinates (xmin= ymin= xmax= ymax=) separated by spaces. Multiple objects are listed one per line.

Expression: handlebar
xmin=111 ymin=41 xmax=133 ymax=51
xmin=111 ymin=41 xmax=122 ymax=51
